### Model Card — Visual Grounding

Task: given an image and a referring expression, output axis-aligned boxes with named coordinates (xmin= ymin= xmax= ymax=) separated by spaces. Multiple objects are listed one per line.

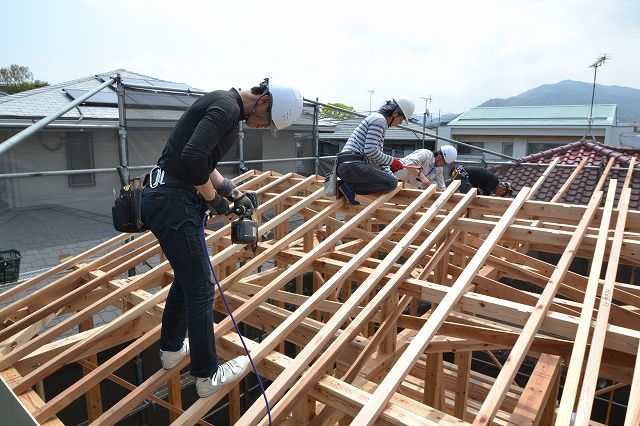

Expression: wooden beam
xmin=236 ymin=183 xmax=463 ymax=425
xmin=574 ymin=187 xmax=632 ymax=424
xmin=507 ymin=353 xmax=561 ymax=426
xmin=78 ymin=317 xmax=103 ymax=422
xmin=352 ymin=187 xmax=531 ymax=426
xmin=528 ymin=158 xmax=559 ymax=199
xmin=453 ymin=350 xmax=472 ymax=419
xmin=625 ymin=341 xmax=640 ymax=426
xmin=108 ymin=188 xmax=403 ymax=426
xmin=473 ymin=190 xmax=603 ymax=425
xmin=556 ymin=181 xmax=617 ymax=424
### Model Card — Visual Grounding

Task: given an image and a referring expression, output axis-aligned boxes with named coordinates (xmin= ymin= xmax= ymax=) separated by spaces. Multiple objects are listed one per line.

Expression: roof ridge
xmin=583 ymin=140 xmax=634 ymax=166
xmin=472 ymin=104 xmax=617 ymax=110
xmin=519 ymin=140 xmax=583 ymax=163
xmin=0 ymin=74 xmax=103 ymax=104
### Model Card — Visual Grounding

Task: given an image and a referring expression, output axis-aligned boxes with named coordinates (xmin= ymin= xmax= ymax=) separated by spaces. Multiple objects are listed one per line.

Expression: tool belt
xmin=337 ymin=151 xmax=366 ymax=164
xmin=112 ymin=167 xmax=147 ymax=233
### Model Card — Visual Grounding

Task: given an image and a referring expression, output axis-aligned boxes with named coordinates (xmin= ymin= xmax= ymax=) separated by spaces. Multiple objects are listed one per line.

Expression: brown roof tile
xmin=490 ymin=140 xmax=640 ymax=209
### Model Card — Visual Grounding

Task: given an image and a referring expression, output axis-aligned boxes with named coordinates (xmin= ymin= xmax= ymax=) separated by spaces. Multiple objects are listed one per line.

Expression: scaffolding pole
xmin=0 ymin=76 xmax=117 ymax=156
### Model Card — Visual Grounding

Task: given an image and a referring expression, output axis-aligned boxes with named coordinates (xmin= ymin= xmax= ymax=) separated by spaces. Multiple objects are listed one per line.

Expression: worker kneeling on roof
xmin=336 ymin=97 xmax=415 ymax=205
xmin=450 ymin=165 xmax=514 ymax=197
xmin=393 ymin=145 xmax=457 ymax=190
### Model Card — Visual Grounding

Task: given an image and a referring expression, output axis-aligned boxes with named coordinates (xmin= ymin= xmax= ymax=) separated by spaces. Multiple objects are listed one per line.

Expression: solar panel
xmin=65 ymin=89 xmax=118 ymax=105
xmin=97 ymin=74 xmax=196 ymax=91
xmin=124 ymin=91 xmax=196 ymax=109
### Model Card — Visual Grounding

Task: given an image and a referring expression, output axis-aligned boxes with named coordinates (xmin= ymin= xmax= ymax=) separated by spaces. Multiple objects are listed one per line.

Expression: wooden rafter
xmin=0 ymin=168 xmax=638 ymax=425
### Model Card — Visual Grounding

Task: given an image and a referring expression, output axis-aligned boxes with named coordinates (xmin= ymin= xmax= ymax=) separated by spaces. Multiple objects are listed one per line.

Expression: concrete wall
xmin=243 ymin=128 xmax=299 ymax=175
xmin=442 ymin=127 xmax=609 ymax=162
xmin=0 ymin=129 xmax=121 ymax=215
xmin=609 ymin=124 xmax=640 ymax=148
xmin=0 ymin=125 xmax=310 ymax=216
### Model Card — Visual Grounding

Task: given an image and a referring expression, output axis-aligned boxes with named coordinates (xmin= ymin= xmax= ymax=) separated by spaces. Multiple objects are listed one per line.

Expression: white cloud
xmin=2 ymin=0 xmax=638 ymax=114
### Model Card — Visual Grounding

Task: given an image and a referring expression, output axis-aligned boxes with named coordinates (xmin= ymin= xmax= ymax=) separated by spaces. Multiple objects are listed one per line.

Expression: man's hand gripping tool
xmin=230 ymin=192 xmax=259 ymax=253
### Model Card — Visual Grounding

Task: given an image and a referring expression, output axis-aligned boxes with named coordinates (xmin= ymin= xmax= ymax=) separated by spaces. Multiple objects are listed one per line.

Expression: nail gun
xmin=230 ymin=192 xmax=259 ymax=252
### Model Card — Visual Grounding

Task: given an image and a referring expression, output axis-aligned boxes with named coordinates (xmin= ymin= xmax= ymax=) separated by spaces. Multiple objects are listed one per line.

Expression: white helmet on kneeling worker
xmin=393 ymin=97 xmax=416 ymax=124
xmin=434 ymin=145 xmax=457 ymax=166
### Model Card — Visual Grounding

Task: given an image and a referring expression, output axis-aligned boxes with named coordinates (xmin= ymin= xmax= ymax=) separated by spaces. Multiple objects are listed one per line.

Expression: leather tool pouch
xmin=112 ymin=175 xmax=147 ymax=233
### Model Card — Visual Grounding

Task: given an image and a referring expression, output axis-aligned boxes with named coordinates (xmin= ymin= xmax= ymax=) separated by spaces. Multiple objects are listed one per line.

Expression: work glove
xmin=218 ymin=177 xmax=242 ymax=201
xmin=390 ymin=157 xmax=404 ymax=172
xmin=450 ymin=164 xmax=468 ymax=179
xmin=232 ymin=192 xmax=258 ymax=216
xmin=205 ymin=193 xmax=231 ymax=217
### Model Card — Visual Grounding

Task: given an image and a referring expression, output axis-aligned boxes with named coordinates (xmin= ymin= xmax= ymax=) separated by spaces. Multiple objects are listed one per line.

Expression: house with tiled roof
xmin=440 ymin=104 xmax=638 ymax=161
xmin=489 ymin=139 xmax=640 ymax=209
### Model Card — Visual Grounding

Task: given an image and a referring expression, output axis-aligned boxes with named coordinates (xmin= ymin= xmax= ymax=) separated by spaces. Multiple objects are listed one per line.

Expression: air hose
xmin=200 ymin=212 xmax=272 ymax=425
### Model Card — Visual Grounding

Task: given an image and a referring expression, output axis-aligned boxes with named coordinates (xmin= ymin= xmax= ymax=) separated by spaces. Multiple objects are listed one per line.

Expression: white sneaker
xmin=160 ymin=339 xmax=189 ymax=369
xmin=196 ymin=356 xmax=250 ymax=398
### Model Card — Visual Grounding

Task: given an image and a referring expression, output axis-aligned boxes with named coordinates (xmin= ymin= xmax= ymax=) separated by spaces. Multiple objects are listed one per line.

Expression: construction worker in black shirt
xmin=142 ymin=78 xmax=303 ymax=398
xmin=450 ymin=165 xmax=514 ymax=197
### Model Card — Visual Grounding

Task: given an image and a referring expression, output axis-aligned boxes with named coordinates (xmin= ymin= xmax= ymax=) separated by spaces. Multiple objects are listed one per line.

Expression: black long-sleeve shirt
xmin=458 ymin=166 xmax=499 ymax=195
xmin=158 ymin=89 xmax=245 ymax=185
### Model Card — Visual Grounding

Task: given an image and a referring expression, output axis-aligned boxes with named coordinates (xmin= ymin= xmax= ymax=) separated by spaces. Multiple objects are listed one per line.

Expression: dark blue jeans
xmin=141 ymin=185 xmax=218 ymax=378
xmin=337 ymin=161 xmax=397 ymax=195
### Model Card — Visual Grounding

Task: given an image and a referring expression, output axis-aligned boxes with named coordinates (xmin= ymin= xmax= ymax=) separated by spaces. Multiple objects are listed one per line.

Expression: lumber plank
xmin=507 ymin=353 xmax=561 ymax=425
xmin=574 ymin=187 xmax=632 ymax=424
xmin=473 ymin=190 xmax=603 ymax=425
xmin=351 ymin=187 xmax=531 ymax=425
xmin=556 ymin=182 xmax=617 ymax=424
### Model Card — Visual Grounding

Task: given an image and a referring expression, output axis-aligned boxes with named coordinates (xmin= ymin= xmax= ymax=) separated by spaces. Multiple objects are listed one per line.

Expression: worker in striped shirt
xmin=336 ymin=97 xmax=415 ymax=205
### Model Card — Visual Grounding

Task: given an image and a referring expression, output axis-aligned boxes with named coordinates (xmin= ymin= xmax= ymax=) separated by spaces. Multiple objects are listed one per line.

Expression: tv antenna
xmin=367 ymin=89 xmax=375 ymax=113
xmin=420 ymin=96 xmax=432 ymax=148
xmin=584 ymin=54 xmax=609 ymax=141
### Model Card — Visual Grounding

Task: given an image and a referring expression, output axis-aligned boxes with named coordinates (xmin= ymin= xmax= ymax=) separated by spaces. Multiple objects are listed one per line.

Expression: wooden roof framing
xmin=1 ymin=166 xmax=639 ymax=425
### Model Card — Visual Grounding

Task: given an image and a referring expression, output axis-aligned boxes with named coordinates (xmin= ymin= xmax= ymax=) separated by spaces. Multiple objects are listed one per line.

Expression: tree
xmin=320 ymin=102 xmax=357 ymax=120
xmin=0 ymin=64 xmax=49 ymax=94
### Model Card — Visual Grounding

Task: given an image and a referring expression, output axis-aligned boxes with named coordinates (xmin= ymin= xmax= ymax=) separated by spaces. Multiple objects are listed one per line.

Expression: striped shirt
xmin=341 ymin=113 xmax=393 ymax=166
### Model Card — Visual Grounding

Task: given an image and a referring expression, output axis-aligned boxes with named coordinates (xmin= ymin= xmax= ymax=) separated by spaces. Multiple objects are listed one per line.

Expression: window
xmin=527 ymin=142 xmax=561 ymax=155
xmin=503 ymin=143 xmax=514 ymax=157
xmin=457 ymin=141 xmax=485 ymax=156
xmin=66 ymin=132 xmax=95 ymax=187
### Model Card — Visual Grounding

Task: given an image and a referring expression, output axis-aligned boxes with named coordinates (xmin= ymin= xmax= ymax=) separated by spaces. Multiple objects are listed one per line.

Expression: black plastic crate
xmin=0 ymin=249 xmax=22 ymax=284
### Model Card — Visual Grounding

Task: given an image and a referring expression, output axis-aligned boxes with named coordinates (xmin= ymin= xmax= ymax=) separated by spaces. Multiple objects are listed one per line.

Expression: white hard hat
xmin=440 ymin=145 xmax=457 ymax=164
xmin=394 ymin=97 xmax=415 ymax=124
xmin=268 ymin=83 xmax=303 ymax=130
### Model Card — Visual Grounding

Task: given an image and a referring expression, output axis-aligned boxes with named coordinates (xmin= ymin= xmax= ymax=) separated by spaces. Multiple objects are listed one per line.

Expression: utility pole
xmin=585 ymin=54 xmax=609 ymax=141
xmin=420 ymin=96 xmax=431 ymax=149
xmin=367 ymin=89 xmax=374 ymax=114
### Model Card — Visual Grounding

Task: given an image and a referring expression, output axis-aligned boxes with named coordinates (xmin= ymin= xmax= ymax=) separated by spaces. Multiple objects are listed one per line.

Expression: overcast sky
xmin=3 ymin=0 xmax=638 ymax=115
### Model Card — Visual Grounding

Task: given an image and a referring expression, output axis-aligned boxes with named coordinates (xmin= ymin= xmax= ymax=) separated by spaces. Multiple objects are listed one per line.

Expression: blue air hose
xmin=200 ymin=212 xmax=272 ymax=425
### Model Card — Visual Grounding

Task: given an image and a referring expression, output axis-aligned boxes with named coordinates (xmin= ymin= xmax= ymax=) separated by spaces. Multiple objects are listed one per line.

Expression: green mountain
xmin=479 ymin=80 xmax=640 ymax=123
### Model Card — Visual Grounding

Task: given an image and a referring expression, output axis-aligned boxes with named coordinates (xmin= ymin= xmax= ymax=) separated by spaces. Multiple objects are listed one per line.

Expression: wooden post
xmin=292 ymin=394 xmax=316 ymax=424
xmin=424 ymin=353 xmax=444 ymax=410
xmin=508 ymin=353 xmax=561 ymax=426
xmin=168 ymin=374 xmax=182 ymax=423
xmin=229 ymin=384 xmax=241 ymax=424
xmin=78 ymin=317 xmax=102 ymax=421
xmin=453 ymin=350 xmax=472 ymax=419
